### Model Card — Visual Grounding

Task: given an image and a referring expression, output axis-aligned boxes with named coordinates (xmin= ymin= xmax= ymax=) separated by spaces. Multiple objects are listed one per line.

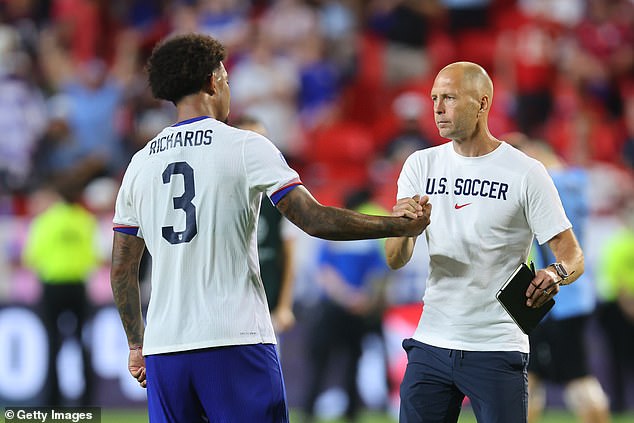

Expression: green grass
xmin=101 ymin=409 xmax=148 ymax=423
xmin=101 ymin=408 xmax=634 ymax=423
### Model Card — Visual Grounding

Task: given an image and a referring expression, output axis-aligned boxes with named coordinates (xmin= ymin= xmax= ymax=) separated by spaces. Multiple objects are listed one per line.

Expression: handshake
xmin=392 ymin=195 xmax=432 ymax=237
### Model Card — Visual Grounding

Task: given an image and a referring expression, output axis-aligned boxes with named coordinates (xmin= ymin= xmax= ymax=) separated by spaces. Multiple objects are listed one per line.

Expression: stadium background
xmin=1 ymin=0 xmax=633 ymax=421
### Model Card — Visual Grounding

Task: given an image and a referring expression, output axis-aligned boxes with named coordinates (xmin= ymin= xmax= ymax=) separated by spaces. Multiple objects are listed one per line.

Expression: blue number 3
xmin=162 ymin=162 xmax=198 ymax=244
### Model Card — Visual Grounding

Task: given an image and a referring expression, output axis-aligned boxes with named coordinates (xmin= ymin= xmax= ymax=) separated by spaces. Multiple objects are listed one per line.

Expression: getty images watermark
xmin=3 ymin=407 xmax=101 ymax=423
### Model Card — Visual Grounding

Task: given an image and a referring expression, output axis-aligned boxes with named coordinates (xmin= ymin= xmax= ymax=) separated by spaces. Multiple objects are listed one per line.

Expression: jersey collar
xmin=171 ymin=116 xmax=211 ymax=127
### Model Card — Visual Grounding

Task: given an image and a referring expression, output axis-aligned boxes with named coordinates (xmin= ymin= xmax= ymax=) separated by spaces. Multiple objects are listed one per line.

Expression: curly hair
xmin=146 ymin=33 xmax=226 ymax=104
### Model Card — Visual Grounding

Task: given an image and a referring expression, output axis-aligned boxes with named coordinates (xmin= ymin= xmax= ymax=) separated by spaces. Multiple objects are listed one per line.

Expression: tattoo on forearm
xmin=279 ymin=189 xmax=403 ymax=240
xmin=111 ymin=233 xmax=146 ymax=345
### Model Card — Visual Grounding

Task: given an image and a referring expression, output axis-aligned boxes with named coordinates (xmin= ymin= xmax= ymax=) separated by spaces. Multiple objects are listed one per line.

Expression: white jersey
xmin=113 ymin=116 xmax=301 ymax=355
xmin=397 ymin=141 xmax=570 ymax=353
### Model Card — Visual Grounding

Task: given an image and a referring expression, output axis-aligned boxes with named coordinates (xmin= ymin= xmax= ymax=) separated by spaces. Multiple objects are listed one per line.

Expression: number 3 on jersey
xmin=162 ymin=162 xmax=197 ymax=244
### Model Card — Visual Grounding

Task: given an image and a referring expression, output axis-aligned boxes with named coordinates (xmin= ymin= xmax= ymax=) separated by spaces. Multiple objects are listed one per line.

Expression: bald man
xmin=385 ymin=62 xmax=584 ymax=422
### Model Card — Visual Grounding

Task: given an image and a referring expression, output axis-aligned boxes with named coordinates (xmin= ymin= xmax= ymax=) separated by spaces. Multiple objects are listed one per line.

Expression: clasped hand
xmin=392 ymin=195 xmax=432 ymax=235
xmin=526 ymin=268 xmax=561 ymax=308
xmin=393 ymin=195 xmax=432 ymax=219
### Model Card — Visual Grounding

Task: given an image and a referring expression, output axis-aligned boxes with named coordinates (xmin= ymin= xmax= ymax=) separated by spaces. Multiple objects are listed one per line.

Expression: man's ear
xmin=478 ymin=96 xmax=489 ymax=114
xmin=205 ymin=73 xmax=216 ymax=96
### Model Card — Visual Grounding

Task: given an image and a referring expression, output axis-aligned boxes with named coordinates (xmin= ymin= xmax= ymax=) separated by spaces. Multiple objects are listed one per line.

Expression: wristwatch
xmin=548 ymin=262 xmax=570 ymax=284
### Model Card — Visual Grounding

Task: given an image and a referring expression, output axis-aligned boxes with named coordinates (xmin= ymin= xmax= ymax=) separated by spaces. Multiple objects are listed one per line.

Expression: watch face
xmin=554 ymin=263 xmax=569 ymax=278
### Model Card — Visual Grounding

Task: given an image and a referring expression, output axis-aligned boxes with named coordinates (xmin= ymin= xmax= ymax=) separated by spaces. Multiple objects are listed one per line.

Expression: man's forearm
xmin=110 ymin=232 xmax=146 ymax=346
xmin=547 ymin=228 xmax=584 ymax=285
xmin=287 ymin=203 xmax=418 ymax=240
xmin=385 ymin=236 xmax=416 ymax=269
xmin=277 ymin=186 xmax=428 ymax=240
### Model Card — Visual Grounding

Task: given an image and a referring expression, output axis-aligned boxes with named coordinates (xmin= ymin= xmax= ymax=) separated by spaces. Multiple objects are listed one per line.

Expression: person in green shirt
xmin=599 ymin=208 xmax=634 ymax=312
xmin=597 ymin=197 xmax=634 ymax=412
xmin=22 ymin=182 xmax=99 ymax=406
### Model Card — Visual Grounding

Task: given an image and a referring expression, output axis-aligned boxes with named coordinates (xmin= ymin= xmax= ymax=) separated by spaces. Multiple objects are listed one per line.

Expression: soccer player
xmin=110 ymin=33 xmax=430 ymax=423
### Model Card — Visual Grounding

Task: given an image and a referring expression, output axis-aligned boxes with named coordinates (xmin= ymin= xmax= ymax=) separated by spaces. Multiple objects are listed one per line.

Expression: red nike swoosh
xmin=454 ymin=203 xmax=472 ymax=209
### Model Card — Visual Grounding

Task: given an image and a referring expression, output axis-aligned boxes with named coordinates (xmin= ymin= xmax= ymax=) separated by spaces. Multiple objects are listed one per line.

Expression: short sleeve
xmin=242 ymin=133 xmax=302 ymax=204
xmin=397 ymin=152 xmax=422 ymax=200
xmin=524 ymin=162 xmax=571 ymax=245
xmin=113 ymin=166 xmax=141 ymax=236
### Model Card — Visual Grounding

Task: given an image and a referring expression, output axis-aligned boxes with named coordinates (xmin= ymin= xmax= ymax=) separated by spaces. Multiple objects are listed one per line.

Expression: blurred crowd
xmin=1 ymin=0 xmax=634 ymax=417
xmin=0 ymin=0 xmax=632 ymax=211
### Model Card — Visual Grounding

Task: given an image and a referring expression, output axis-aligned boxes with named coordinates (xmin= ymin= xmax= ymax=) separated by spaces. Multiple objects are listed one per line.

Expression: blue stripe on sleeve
xmin=114 ymin=226 xmax=139 ymax=236
xmin=270 ymin=183 xmax=302 ymax=205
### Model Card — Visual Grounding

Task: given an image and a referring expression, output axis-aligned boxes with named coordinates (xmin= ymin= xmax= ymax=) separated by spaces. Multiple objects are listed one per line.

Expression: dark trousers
xmin=400 ymin=339 xmax=528 ymax=423
xmin=303 ymin=301 xmax=377 ymax=421
xmin=41 ymin=282 xmax=91 ymax=406
xmin=597 ymin=302 xmax=634 ymax=412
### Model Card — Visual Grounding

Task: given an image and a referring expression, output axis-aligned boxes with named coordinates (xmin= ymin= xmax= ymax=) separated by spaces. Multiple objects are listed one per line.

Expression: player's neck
xmin=175 ymin=93 xmax=217 ymax=122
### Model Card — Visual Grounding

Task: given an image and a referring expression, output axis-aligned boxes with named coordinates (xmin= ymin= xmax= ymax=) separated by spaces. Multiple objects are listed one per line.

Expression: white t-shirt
xmin=113 ymin=116 xmax=301 ymax=355
xmin=397 ymin=141 xmax=570 ymax=353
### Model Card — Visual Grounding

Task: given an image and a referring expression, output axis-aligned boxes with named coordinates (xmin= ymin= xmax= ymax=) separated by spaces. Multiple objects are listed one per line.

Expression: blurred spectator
xmin=441 ymin=0 xmax=492 ymax=34
xmin=197 ymin=0 xmax=251 ymax=54
xmin=517 ymin=0 xmax=585 ymax=28
xmin=517 ymin=141 xmax=611 ymax=423
xmin=119 ymin=0 xmax=172 ymax=60
xmin=365 ymin=0 xmax=442 ymax=87
xmin=302 ymin=190 xmax=390 ymax=423
xmin=33 ymin=94 xmax=74 ymax=174
xmin=122 ymin=0 xmax=166 ymax=31
xmin=56 ymin=59 xmax=126 ymax=174
xmin=442 ymin=0 xmax=498 ymax=71
xmin=572 ymin=0 xmax=633 ymax=118
xmin=229 ymin=26 xmax=303 ymax=157
xmin=0 ymin=0 xmax=48 ymax=63
xmin=0 ymin=24 xmax=47 ymax=194
xmin=378 ymin=91 xmax=432 ymax=161
xmin=295 ymin=32 xmax=342 ymax=130
xmin=22 ymin=181 xmax=99 ymax=406
xmin=621 ymin=87 xmax=634 ymax=168
xmin=315 ymin=0 xmax=358 ymax=82
xmin=259 ymin=0 xmax=319 ymax=53
xmin=535 ymin=0 xmax=633 ymax=165
xmin=495 ymin=5 xmax=561 ymax=138
xmin=597 ymin=196 xmax=634 ymax=413
xmin=38 ymin=22 xmax=140 ymax=178
xmin=166 ymin=2 xmax=200 ymax=35
xmin=50 ymin=0 xmax=121 ymax=63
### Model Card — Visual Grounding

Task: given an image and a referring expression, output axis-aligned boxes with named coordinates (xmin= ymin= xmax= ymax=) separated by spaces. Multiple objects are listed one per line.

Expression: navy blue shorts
xmin=145 ymin=344 xmax=289 ymax=423
xmin=399 ymin=338 xmax=528 ymax=423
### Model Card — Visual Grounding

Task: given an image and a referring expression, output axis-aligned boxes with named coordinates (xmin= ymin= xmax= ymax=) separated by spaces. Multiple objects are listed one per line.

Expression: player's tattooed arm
xmin=276 ymin=185 xmax=430 ymax=240
xmin=111 ymin=231 xmax=146 ymax=346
